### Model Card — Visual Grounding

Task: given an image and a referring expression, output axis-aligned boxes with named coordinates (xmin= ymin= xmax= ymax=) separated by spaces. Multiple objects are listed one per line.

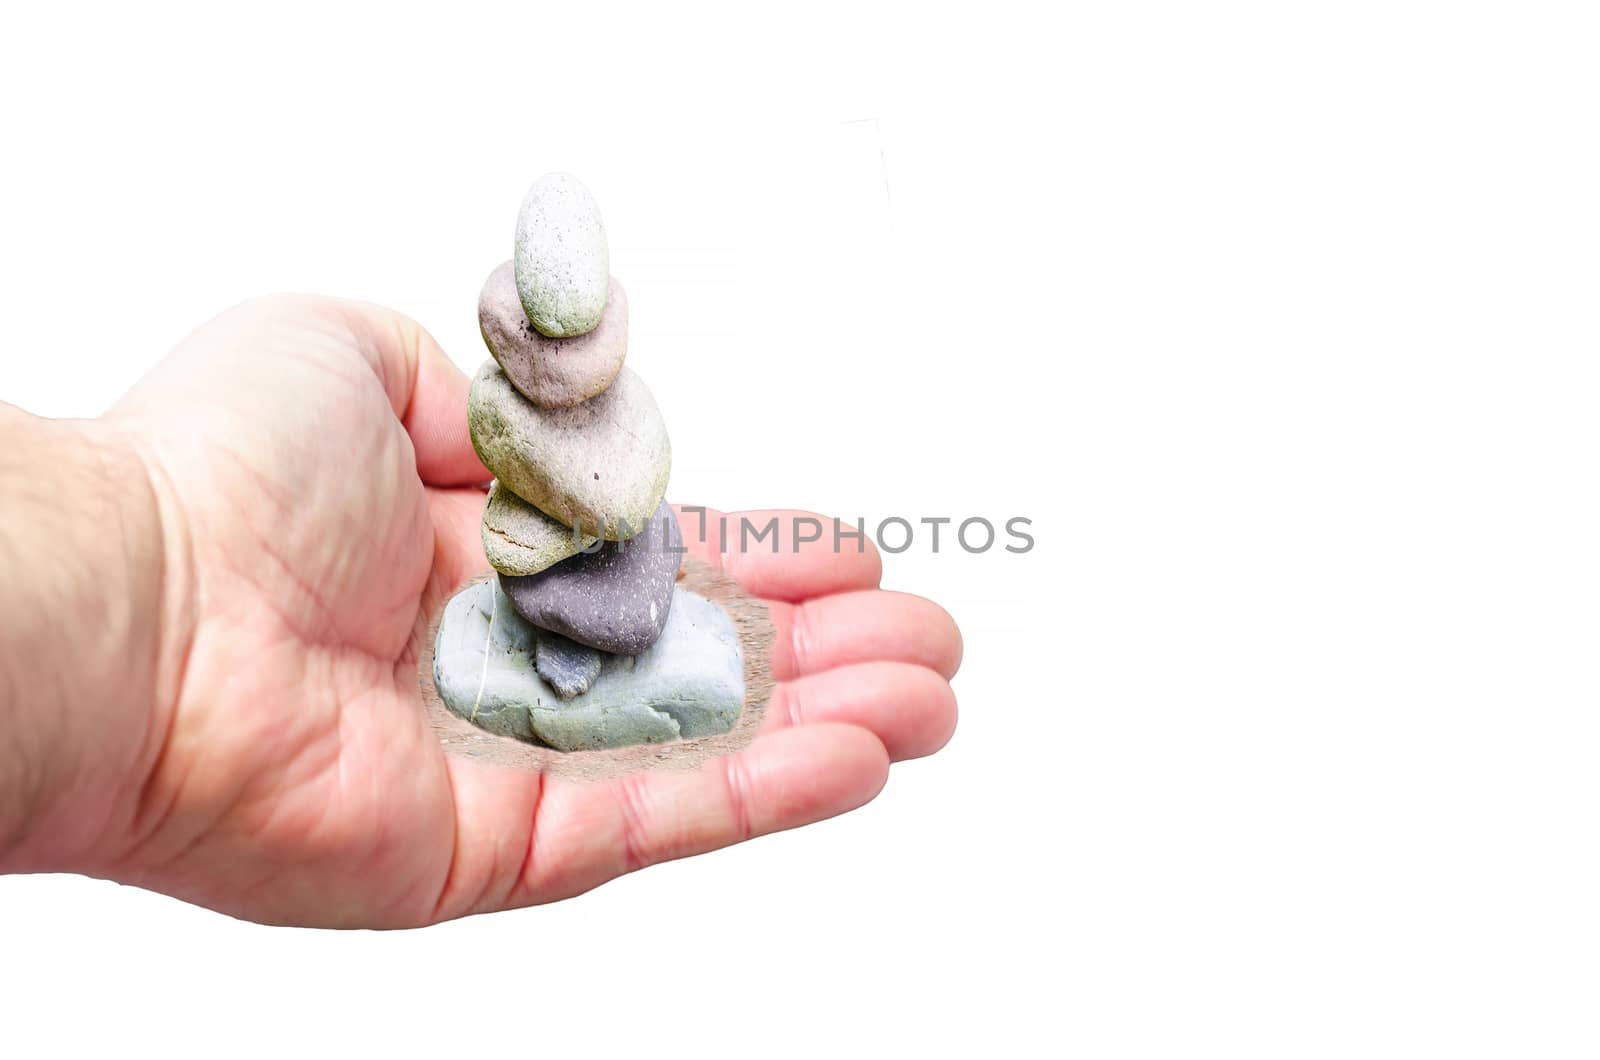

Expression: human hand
xmin=0 ymin=296 xmax=960 ymax=927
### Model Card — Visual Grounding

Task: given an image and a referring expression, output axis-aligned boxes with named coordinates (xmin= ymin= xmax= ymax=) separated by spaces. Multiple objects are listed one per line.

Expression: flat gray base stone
xmin=433 ymin=580 xmax=743 ymax=751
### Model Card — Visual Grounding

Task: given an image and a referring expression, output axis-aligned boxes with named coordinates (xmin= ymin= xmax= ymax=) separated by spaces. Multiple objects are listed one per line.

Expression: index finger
xmin=672 ymin=506 xmax=883 ymax=601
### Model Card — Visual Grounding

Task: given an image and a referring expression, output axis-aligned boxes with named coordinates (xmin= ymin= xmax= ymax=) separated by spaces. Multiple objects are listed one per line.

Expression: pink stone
xmin=478 ymin=260 xmax=627 ymax=408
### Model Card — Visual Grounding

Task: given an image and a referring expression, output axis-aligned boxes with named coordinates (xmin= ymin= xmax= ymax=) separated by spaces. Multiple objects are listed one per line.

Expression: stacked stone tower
xmin=431 ymin=173 xmax=744 ymax=751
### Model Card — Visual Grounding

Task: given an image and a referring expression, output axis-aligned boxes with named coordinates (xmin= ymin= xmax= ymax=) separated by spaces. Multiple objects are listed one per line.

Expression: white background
xmin=1 ymin=2 xmax=1596 ymax=1056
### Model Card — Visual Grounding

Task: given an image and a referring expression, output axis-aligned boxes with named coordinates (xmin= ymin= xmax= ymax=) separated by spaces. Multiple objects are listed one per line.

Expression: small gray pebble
xmin=534 ymin=631 xmax=604 ymax=700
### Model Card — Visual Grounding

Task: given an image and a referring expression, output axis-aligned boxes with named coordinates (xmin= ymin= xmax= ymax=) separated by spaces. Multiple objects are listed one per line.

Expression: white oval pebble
xmin=513 ymin=172 xmax=610 ymax=338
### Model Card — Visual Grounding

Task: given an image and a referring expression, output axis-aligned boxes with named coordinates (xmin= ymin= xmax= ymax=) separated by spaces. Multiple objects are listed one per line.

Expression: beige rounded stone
xmin=468 ymin=362 xmax=670 ymax=540
xmin=480 ymin=480 xmax=598 ymax=576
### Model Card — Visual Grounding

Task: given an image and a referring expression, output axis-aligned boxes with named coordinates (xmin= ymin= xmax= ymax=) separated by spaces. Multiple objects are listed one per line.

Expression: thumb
xmin=332 ymin=299 xmax=491 ymax=488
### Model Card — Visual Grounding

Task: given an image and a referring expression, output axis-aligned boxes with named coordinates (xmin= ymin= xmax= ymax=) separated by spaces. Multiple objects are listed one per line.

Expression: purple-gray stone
xmin=500 ymin=500 xmax=683 ymax=655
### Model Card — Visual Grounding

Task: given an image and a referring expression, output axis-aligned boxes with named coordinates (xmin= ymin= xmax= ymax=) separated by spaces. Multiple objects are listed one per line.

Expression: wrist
xmin=0 ymin=407 xmax=192 ymax=873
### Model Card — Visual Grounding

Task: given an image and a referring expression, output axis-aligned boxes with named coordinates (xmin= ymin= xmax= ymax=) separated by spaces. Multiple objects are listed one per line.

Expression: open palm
xmin=88 ymin=296 xmax=959 ymax=927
